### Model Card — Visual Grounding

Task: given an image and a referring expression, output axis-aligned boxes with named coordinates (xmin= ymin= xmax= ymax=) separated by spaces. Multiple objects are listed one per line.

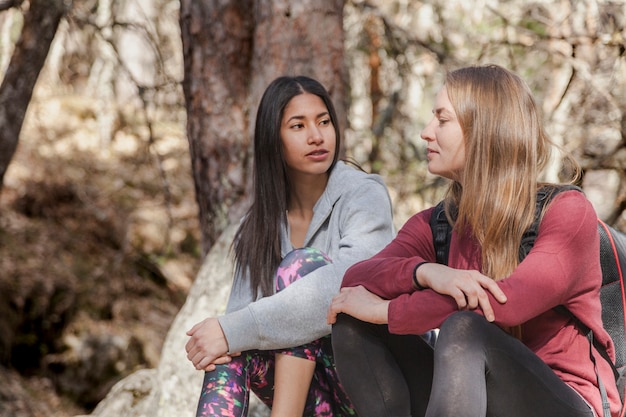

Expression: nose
xmin=308 ymin=125 xmax=323 ymax=145
xmin=420 ymin=118 xmax=436 ymax=142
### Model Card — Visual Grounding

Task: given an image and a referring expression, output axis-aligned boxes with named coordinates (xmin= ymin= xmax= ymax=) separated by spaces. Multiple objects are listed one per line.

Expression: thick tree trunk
xmin=0 ymin=0 xmax=66 ymax=188
xmin=179 ymin=0 xmax=255 ymax=254
xmin=180 ymin=0 xmax=346 ymax=254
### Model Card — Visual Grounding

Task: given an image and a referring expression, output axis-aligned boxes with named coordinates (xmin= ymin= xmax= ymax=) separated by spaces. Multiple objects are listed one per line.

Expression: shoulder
xmin=318 ymin=162 xmax=393 ymax=223
xmin=542 ymin=188 xmax=598 ymax=240
xmin=546 ymin=188 xmax=594 ymax=218
xmin=400 ymin=206 xmax=437 ymax=234
xmin=327 ymin=161 xmax=389 ymax=197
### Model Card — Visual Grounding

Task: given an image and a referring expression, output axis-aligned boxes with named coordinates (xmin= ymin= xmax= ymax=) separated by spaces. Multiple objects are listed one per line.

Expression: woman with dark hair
xmin=185 ymin=75 xmax=395 ymax=416
xmin=328 ymin=65 xmax=622 ymax=417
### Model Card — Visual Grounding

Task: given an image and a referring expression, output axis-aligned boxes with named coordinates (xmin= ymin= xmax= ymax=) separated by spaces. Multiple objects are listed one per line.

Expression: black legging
xmin=332 ymin=311 xmax=595 ymax=417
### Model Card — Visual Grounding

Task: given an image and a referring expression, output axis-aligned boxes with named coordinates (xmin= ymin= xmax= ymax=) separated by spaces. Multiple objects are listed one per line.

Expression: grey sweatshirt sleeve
xmin=218 ymin=178 xmax=395 ymax=353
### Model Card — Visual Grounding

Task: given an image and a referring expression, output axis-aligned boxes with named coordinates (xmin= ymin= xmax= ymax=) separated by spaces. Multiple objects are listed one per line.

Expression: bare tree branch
xmin=0 ymin=0 xmax=68 ymax=189
xmin=0 ymin=0 xmax=22 ymax=12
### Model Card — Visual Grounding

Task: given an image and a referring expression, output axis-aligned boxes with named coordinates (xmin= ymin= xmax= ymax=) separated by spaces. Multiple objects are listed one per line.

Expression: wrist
xmin=413 ymin=262 xmax=428 ymax=290
xmin=375 ymin=299 xmax=391 ymax=324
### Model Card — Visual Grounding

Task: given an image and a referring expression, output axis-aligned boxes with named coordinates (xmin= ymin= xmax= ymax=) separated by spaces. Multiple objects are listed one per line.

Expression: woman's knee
xmin=437 ymin=311 xmax=491 ymax=351
xmin=331 ymin=313 xmax=359 ymax=348
xmin=440 ymin=311 xmax=489 ymax=334
xmin=275 ymin=247 xmax=332 ymax=291
xmin=332 ymin=314 xmax=378 ymax=362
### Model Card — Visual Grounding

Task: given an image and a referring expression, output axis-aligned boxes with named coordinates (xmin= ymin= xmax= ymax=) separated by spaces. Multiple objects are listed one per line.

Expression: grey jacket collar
xmin=283 ymin=161 xmax=385 ymax=250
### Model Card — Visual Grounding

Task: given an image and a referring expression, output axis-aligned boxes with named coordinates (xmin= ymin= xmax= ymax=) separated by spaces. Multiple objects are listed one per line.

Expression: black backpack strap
xmin=430 ymin=201 xmax=453 ymax=265
xmin=548 ymin=185 xmax=618 ymax=417
xmin=556 ymin=304 xmax=620 ymax=378
xmin=431 ymin=185 xmax=581 ymax=265
xmin=519 ymin=184 xmax=581 ymax=261
xmin=555 ymin=304 xmax=616 ymax=417
xmin=596 ymin=221 xmax=626 ymax=411
xmin=597 ymin=220 xmax=626 ymax=375
xmin=518 ymin=187 xmax=550 ymax=261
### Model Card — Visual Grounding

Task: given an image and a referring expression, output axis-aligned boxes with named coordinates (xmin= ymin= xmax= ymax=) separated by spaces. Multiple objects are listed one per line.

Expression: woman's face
xmin=420 ymin=86 xmax=466 ymax=181
xmin=280 ymin=92 xmax=336 ymax=178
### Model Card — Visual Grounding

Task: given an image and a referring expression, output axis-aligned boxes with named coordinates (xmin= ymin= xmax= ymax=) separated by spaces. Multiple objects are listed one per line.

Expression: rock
xmin=44 ymin=328 xmax=147 ymax=409
xmin=583 ymin=169 xmax=621 ymax=221
xmin=83 ymin=369 xmax=156 ymax=417
xmin=0 ymin=364 xmax=85 ymax=417
xmin=89 ymin=224 xmax=270 ymax=416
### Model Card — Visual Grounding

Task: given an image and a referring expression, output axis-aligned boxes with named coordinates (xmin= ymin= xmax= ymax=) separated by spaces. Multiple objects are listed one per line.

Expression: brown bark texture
xmin=180 ymin=0 xmax=346 ymax=254
xmin=0 ymin=0 xmax=66 ymax=188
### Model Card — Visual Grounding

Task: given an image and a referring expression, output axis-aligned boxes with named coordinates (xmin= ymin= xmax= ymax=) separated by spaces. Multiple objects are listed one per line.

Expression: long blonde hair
xmin=445 ymin=65 xmax=554 ymax=281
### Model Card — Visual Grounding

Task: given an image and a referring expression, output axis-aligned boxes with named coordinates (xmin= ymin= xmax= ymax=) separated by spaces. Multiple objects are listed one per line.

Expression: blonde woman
xmin=328 ymin=65 xmax=621 ymax=417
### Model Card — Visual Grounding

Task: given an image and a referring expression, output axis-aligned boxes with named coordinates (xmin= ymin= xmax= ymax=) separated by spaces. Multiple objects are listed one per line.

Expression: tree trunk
xmin=180 ymin=0 xmax=346 ymax=254
xmin=0 ymin=0 xmax=66 ymax=188
xmin=85 ymin=3 xmax=347 ymax=415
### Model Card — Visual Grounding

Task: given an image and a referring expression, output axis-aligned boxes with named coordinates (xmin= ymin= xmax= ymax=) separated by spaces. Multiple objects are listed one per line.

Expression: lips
xmin=307 ymin=149 xmax=329 ymax=157
xmin=426 ymin=148 xmax=439 ymax=160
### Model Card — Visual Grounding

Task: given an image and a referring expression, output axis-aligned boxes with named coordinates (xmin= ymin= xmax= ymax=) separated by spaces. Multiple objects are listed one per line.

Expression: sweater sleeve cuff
xmin=218 ymin=308 xmax=259 ymax=353
xmin=387 ymin=298 xmax=403 ymax=334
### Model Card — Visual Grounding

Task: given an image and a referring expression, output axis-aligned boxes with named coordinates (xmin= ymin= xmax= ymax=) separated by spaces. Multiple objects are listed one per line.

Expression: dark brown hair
xmin=233 ymin=76 xmax=341 ymax=297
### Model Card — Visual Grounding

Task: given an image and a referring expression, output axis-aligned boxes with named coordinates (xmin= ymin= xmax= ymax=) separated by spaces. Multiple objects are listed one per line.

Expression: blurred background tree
xmin=0 ymin=0 xmax=624 ymax=416
xmin=0 ymin=0 xmax=67 ymax=187
xmin=179 ymin=0 xmax=346 ymax=253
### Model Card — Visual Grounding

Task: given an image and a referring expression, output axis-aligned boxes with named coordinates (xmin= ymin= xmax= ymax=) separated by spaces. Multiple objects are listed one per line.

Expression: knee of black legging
xmin=332 ymin=314 xmax=374 ymax=361
xmin=440 ymin=311 xmax=487 ymax=332
xmin=437 ymin=311 xmax=489 ymax=348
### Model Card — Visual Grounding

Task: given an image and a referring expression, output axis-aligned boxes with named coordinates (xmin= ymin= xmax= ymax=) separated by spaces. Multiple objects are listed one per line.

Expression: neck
xmin=288 ymin=172 xmax=330 ymax=214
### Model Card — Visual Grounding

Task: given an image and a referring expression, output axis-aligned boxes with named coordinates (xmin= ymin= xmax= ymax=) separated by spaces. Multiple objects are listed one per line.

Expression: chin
xmin=427 ymin=164 xmax=442 ymax=177
xmin=428 ymin=166 xmax=453 ymax=180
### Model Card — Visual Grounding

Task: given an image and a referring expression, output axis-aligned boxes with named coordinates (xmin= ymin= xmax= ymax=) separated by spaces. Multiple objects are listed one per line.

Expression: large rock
xmin=582 ymin=169 xmax=621 ymax=222
xmin=87 ymin=224 xmax=270 ymax=417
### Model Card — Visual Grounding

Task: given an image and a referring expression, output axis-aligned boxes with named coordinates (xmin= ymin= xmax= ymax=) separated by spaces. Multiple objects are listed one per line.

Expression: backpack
xmin=429 ymin=185 xmax=626 ymax=417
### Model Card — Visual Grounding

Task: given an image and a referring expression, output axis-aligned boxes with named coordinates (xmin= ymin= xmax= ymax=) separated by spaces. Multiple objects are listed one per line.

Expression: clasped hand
xmin=418 ymin=263 xmax=507 ymax=321
xmin=327 ymin=285 xmax=390 ymax=325
xmin=327 ymin=263 xmax=507 ymax=325
xmin=185 ymin=317 xmax=239 ymax=371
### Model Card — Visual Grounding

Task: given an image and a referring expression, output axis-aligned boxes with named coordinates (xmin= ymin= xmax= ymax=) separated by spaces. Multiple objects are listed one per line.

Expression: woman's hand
xmin=415 ymin=263 xmax=507 ymax=321
xmin=185 ymin=317 xmax=234 ymax=371
xmin=327 ymin=285 xmax=390 ymax=325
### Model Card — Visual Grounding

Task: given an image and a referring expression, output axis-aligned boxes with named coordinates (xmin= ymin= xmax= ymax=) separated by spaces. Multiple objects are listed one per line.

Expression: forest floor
xmin=0 ymin=93 xmax=201 ymax=416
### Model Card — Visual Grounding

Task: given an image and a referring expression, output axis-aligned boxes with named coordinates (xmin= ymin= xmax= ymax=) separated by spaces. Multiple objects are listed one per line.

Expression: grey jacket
xmin=218 ymin=161 xmax=395 ymax=353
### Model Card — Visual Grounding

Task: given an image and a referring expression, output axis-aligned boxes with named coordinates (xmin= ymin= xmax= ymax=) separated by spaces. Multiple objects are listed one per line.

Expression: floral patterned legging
xmin=195 ymin=247 xmax=357 ymax=417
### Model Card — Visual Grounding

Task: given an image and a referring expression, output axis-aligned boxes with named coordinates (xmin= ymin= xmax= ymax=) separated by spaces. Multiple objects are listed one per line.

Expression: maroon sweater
xmin=342 ymin=190 xmax=620 ymax=417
